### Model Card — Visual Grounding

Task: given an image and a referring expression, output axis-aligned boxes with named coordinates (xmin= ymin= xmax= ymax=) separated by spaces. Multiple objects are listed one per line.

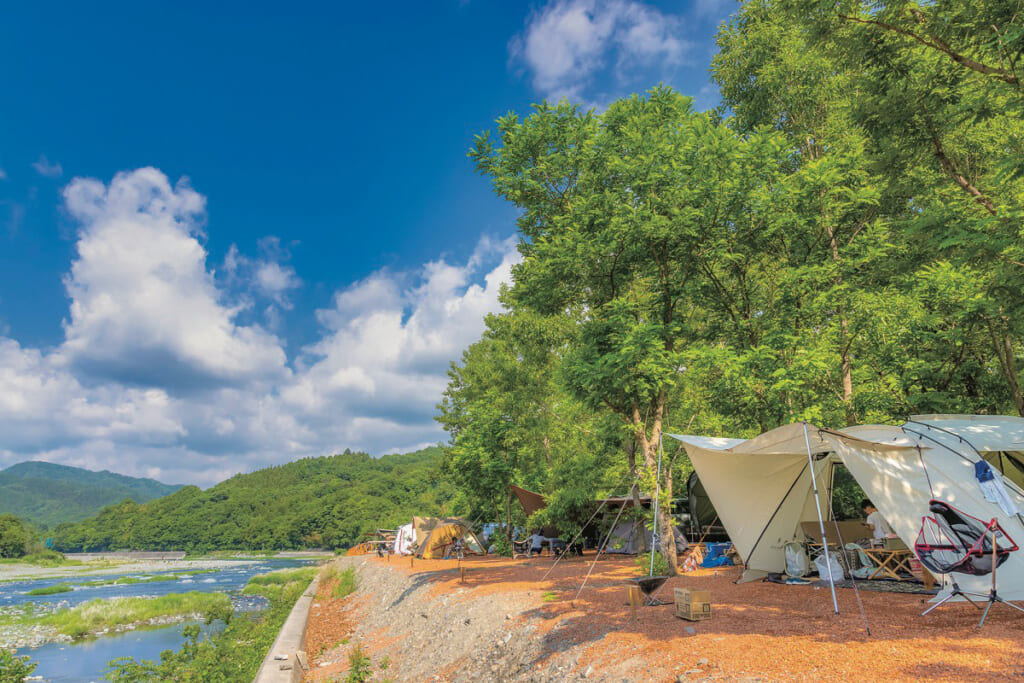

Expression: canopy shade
xmin=670 ymin=417 xmax=1024 ymax=601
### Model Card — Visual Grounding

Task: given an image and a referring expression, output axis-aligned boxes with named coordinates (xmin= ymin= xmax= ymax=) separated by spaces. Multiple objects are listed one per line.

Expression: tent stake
xmin=803 ymin=421 xmax=840 ymax=615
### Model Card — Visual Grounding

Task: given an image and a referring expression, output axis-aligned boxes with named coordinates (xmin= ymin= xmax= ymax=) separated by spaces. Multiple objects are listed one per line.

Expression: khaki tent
xmin=412 ymin=516 xmax=485 ymax=559
xmin=670 ymin=415 xmax=1024 ymax=602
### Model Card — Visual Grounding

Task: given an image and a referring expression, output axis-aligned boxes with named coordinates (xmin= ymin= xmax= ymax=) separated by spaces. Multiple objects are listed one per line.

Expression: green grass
xmin=26 ymin=583 xmax=74 ymax=596
xmin=541 ymin=590 xmax=559 ymax=603
xmin=333 ymin=567 xmax=358 ymax=599
xmin=244 ymin=567 xmax=317 ymax=588
xmin=38 ymin=592 xmax=233 ymax=640
xmin=0 ymin=551 xmax=83 ymax=568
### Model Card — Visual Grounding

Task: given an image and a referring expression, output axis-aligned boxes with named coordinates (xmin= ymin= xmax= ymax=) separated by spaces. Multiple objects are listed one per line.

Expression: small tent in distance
xmin=411 ymin=516 xmax=485 ymax=559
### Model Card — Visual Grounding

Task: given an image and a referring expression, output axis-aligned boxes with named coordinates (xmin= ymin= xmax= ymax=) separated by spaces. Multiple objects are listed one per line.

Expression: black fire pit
xmin=629 ymin=575 xmax=670 ymax=606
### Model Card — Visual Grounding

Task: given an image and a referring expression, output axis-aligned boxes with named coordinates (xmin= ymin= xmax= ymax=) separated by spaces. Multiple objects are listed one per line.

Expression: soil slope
xmin=305 ymin=555 xmax=1024 ymax=682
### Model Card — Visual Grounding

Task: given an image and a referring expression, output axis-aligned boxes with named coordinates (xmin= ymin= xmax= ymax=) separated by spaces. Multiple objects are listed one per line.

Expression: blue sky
xmin=0 ymin=0 xmax=736 ymax=485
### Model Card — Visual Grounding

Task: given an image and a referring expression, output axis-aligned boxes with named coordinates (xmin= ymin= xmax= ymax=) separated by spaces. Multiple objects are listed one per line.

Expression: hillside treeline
xmin=438 ymin=0 xmax=1024 ymax=570
xmin=51 ymin=448 xmax=454 ymax=552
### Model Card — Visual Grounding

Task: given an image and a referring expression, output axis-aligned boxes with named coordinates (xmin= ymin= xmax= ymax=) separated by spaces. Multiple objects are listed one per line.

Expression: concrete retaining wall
xmin=253 ymin=576 xmax=320 ymax=683
xmin=64 ymin=551 xmax=187 ymax=561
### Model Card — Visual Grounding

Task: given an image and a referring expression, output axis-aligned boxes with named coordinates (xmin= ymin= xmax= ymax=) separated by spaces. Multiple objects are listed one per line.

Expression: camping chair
xmin=914 ymin=499 xmax=1024 ymax=627
xmin=512 ymin=538 xmax=531 ymax=560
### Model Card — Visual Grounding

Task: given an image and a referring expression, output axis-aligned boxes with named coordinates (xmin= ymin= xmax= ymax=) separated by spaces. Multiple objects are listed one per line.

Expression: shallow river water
xmin=5 ymin=558 xmax=312 ymax=683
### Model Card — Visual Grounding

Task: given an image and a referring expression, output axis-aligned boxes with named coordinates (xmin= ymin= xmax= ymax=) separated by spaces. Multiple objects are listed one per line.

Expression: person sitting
xmin=528 ymin=530 xmax=546 ymax=556
xmin=862 ymin=499 xmax=893 ymax=541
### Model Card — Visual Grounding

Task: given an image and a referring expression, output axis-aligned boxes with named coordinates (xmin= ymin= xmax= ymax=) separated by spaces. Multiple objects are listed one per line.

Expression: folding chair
xmin=914 ymin=499 xmax=1024 ymax=627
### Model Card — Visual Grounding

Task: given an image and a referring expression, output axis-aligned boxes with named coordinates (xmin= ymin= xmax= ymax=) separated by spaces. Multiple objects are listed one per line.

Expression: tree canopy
xmin=440 ymin=0 xmax=1024 ymax=571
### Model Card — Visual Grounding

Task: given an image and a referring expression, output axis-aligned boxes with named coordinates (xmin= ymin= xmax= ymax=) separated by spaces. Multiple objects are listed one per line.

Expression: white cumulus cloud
xmin=510 ymin=0 xmax=691 ymax=103
xmin=61 ymin=168 xmax=289 ymax=390
xmin=0 ymin=168 xmax=516 ymax=485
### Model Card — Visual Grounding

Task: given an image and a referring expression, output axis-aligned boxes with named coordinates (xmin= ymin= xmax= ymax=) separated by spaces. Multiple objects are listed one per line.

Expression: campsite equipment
xmin=629 ymin=575 xmax=670 ymax=606
xmin=668 ymin=415 xmax=1024 ymax=608
xmin=785 ymin=543 xmax=810 ymax=577
xmin=674 ymin=588 xmax=712 ymax=621
xmin=915 ymin=499 xmax=1024 ymax=627
xmin=813 ymin=550 xmax=846 ymax=583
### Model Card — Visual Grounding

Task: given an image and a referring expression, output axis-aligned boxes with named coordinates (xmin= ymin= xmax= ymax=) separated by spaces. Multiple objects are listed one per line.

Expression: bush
xmin=0 ymin=515 xmax=28 ymax=559
xmin=0 ymin=649 xmax=37 ymax=683
xmin=345 ymin=644 xmax=372 ymax=683
xmin=635 ymin=551 xmax=671 ymax=577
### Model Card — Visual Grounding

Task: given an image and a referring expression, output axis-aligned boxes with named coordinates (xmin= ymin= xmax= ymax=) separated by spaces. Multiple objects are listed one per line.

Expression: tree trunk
xmin=633 ymin=396 xmax=679 ymax=574
xmin=825 ymin=222 xmax=856 ymax=425
xmin=505 ymin=487 xmax=512 ymax=544
xmin=988 ymin=321 xmax=1024 ymax=416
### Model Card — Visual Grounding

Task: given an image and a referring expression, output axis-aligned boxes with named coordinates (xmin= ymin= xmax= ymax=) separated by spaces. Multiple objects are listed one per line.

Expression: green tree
xmin=0 ymin=515 xmax=28 ymax=559
xmin=0 ymin=649 xmax=37 ymax=683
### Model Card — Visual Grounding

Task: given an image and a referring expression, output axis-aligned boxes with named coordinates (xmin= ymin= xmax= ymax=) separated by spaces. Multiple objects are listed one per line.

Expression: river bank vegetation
xmin=0 ymin=591 xmax=232 ymax=645
xmin=104 ymin=566 xmax=317 ymax=682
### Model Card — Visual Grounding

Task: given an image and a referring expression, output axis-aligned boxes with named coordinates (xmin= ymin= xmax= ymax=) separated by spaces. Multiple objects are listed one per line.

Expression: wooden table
xmin=859 ymin=547 xmax=915 ymax=580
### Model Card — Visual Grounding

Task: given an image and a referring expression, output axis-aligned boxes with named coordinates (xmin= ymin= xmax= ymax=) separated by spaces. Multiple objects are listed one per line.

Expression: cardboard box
xmin=883 ymin=537 xmax=907 ymax=550
xmin=674 ymin=588 xmax=712 ymax=621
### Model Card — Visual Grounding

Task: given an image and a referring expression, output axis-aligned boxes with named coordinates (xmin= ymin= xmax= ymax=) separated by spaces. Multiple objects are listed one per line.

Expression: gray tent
xmin=602 ymin=521 xmax=688 ymax=555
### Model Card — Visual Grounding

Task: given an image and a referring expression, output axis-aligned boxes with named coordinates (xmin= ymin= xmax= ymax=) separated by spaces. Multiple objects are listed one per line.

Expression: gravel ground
xmin=304 ymin=555 xmax=1024 ymax=682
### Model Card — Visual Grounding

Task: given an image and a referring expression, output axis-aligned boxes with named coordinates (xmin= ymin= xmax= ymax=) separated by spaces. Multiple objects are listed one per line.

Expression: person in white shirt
xmin=862 ymin=499 xmax=893 ymax=540
xmin=528 ymin=530 xmax=546 ymax=556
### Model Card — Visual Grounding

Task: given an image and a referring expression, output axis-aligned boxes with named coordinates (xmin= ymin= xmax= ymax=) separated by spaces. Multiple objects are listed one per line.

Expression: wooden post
xmin=460 ymin=566 xmax=466 ymax=584
xmin=410 ymin=555 xmax=414 ymax=569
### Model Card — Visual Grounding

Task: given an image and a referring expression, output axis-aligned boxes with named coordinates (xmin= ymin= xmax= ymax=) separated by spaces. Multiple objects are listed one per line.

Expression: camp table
xmin=859 ymin=547 xmax=915 ymax=580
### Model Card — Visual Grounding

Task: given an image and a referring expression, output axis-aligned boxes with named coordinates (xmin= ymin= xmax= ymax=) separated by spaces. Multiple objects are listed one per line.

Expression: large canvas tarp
xmin=670 ymin=417 xmax=1024 ymax=601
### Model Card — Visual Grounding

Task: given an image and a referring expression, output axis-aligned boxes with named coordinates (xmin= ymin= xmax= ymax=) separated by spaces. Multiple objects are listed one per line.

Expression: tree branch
xmin=837 ymin=12 xmax=1020 ymax=88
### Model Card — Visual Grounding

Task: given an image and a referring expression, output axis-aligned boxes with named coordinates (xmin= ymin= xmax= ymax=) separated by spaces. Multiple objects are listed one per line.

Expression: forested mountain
xmin=50 ymin=447 xmax=455 ymax=552
xmin=0 ymin=461 xmax=182 ymax=527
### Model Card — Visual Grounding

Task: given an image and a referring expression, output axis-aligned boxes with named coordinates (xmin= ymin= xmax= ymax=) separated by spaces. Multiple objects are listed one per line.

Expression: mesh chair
xmin=914 ymin=499 xmax=1023 ymax=627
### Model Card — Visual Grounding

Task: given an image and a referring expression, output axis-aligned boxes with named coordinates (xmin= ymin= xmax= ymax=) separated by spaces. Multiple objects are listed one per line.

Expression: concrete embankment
xmin=253 ymin=576 xmax=320 ymax=683
xmin=64 ymin=551 xmax=187 ymax=561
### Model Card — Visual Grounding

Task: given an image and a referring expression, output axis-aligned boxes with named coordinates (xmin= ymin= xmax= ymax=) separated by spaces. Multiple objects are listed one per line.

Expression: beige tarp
xmin=671 ymin=416 xmax=1024 ymax=601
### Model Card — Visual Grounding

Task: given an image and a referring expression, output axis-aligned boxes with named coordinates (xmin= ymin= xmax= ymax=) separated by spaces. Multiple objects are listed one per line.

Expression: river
xmin=4 ymin=557 xmax=313 ymax=683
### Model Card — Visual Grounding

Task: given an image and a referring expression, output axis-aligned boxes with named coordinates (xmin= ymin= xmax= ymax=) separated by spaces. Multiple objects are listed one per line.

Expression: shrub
xmin=635 ymin=551 xmax=671 ymax=577
xmin=345 ymin=644 xmax=372 ymax=683
xmin=0 ymin=648 xmax=37 ymax=683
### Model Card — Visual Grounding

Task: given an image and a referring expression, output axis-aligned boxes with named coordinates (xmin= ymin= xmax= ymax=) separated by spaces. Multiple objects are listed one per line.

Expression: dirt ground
xmin=304 ymin=553 xmax=1024 ymax=682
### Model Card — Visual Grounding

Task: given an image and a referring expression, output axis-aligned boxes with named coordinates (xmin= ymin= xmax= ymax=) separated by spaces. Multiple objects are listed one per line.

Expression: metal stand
xmin=802 ymin=422 xmax=840 ymax=615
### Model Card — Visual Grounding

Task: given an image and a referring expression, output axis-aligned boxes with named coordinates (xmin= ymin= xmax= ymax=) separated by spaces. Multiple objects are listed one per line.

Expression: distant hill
xmin=0 ymin=461 xmax=182 ymax=528
xmin=50 ymin=446 xmax=458 ymax=553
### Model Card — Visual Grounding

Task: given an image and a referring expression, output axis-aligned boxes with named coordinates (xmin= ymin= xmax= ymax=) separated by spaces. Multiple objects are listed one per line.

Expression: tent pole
xmin=803 ymin=421 xmax=840 ymax=615
xmin=650 ymin=432 xmax=664 ymax=577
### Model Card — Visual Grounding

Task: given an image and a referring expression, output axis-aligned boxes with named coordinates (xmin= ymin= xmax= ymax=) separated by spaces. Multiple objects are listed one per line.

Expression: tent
xmin=393 ymin=523 xmax=415 ymax=555
xmin=686 ymin=472 xmax=721 ymax=536
xmin=602 ymin=521 xmax=688 ymax=555
xmin=669 ymin=415 xmax=1024 ymax=602
xmin=411 ymin=516 xmax=485 ymax=559
xmin=604 ymin=521 xmax=648 ymax=554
